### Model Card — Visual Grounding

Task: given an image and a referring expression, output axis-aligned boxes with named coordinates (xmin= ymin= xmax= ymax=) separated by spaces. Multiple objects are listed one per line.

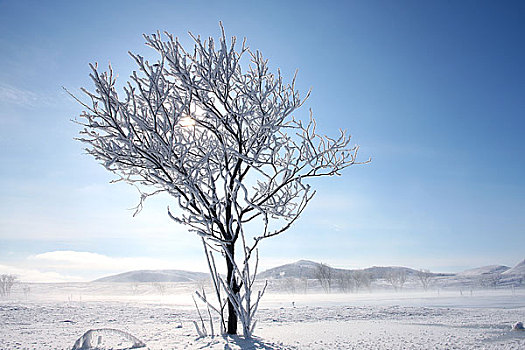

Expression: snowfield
xmin=1 ymin=283 xmax=524 ymax=349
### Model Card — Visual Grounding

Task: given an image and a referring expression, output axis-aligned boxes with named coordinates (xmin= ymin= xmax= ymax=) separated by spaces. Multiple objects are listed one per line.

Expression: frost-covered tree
xmin=0 ymin=274 xmax=17 ymax=297
xmin=315 ymin=263 xmax=333 ymax=293
xmin=416 ymin=269 xmax=434 ymax=291
xmin=351 ymin=270 xmax=371 ymax=292
xmin=337 ymin=271 xmax=353 ymax=293
xmin=386 ymin=269 xmax=407 ymax=291
xmin=479 ymin=273 xmax=502 ymax=289
xmin=72 ymin=25 xmax=364 ymax=337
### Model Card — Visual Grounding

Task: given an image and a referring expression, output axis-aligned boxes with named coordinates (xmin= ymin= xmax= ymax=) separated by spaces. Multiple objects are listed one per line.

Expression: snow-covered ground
xmin=1 ymin=283 xmax=524 ymax=349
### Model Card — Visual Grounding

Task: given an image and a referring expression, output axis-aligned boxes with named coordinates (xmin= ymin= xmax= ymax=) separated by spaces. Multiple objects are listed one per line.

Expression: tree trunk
xmin=226 ymin=243 xmax=239 ymax=335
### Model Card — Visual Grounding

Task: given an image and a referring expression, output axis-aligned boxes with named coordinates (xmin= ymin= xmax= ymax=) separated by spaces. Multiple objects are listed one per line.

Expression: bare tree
xmin=300 ymin=276 xmax=309 ymax=294
xmin=351 ymin=270 xmax=371 ymax=292
xmin=23 ymin=285 xmax=31 ymax=299
xmin=283 ymin=277 xmax=298 ymax=294
xmin=298 ymin=266 xmax=309 ymax=294
xmin=315 ymin=263 xmax=333 ymax=293
xmin=416 ymin=269 xmax=434 ymax=291
xmin=337 ymin=271 xmax=353 ymax=293
xmin=0 ymin=274 xmax=17 ymax=297
xmin=386 ymin=269 xmax=407 ymax=291
xmin=72 ymin=25 xmax=364 ymax=336
xmin=398 ymin=270 xmax=407 ymax=290
xmin=152 ymin=282 xmax=167 ymax=295
xmin=361 ymin=271 xmax=373 ymax=291
xmin=479 ymin=273 xmax=502 ymax=289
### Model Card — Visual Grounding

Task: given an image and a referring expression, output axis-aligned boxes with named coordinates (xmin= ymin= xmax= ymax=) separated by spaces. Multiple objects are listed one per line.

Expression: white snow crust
xmin=1 ymin=282 xmax=524 ymax=349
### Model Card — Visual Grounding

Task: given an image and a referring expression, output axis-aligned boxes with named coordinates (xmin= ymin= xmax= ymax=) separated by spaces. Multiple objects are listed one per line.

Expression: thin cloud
xmin=0 ymin=83 xmax=58 ymax=108
xmin=0 ymin=264 xmax=84 ymax=283
xmin=29 ymin=250 xmax=209 ymax=276
xmin=0 ymin=250 xmax=210 ymax=282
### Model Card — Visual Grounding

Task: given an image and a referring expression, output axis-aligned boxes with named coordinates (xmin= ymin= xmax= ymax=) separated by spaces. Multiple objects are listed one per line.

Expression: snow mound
xmin=72 ymin=328 xmax=146 ymax=350
xmin=503 ymin=259 xmax=525 ymax=275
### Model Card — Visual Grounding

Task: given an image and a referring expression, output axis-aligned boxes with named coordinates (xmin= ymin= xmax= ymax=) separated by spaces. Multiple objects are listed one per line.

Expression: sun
xmin=179 ymin=116 xmax=196 ymax=127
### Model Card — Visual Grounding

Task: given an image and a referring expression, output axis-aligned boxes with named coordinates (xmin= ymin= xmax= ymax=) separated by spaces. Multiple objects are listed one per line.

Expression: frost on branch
xmin=71 ymin=23 xmax=366 ymax=337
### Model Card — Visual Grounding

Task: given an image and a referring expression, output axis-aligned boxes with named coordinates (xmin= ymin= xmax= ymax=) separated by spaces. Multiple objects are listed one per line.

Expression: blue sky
xmin=1 ymin=0 xmax=524 ymax=281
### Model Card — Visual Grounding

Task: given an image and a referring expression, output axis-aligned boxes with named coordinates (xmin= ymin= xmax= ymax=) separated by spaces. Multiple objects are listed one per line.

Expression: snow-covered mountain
xmin=93 ymin=270 xmax=209 ymax=283
xmin=362 ymin=266 xmax=424 ymax=279
xmin=257 ymin=260 xmax=426 ymax=280
xmin=257 ymin=260 xmax=326 ymax=279
xmin=458 ymin=265 xmax=510 ymax=276
xmin=92 ymin=258 xmax=524 ymax=285
xmin=503 ymin=259 xmax=525 ymax=275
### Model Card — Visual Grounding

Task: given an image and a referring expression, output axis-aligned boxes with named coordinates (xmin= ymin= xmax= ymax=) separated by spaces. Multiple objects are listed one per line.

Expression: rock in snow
xmin=512 ymin=322 xmax=524 ymax=331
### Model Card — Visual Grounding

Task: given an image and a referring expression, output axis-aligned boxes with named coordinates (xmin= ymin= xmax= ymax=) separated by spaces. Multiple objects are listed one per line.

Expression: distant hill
xmin=257 ymin=260 xmax=327 ymax=279
xmin=93 ymin=270 xmax=209 ymax=283
xmin=361 ymin=266 xmax=426 ymax=279
xmin=458 ymin=265 xmax=510 ymax=276
xmin=255 ymin=260 xmax=525 ymax=290
xmin=503 ymin=259 xmax=525 ymax=275
xmin=257 ymin=260 xmax=427 ymax=280
xmin=92 ymin=258 xmax=525 ymax=286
